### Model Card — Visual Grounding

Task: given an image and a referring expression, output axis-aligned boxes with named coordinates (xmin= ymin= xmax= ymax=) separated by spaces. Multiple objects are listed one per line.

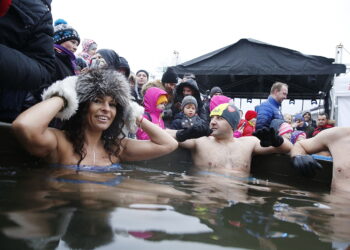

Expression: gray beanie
xmin=181 ymin=96 xmax=198 ymax=110
xmin=210 ymin=86 xmax=223 ymax=97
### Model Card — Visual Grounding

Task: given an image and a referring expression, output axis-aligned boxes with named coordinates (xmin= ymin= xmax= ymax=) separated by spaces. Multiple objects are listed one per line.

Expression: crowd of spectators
xmin=0 ymin=2 xmax=336 ymax=146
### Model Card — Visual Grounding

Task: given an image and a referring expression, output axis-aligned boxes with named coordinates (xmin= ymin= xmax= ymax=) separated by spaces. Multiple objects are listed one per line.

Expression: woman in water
xmin=12 ymin=69 xmax=178 ymax=167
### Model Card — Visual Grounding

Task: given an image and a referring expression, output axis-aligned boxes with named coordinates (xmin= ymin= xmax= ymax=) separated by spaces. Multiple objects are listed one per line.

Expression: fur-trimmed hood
xmin=76 ymin=69 xmax=130 ymax=107
xmin=141 ymin=80 xmax=165 ymax=97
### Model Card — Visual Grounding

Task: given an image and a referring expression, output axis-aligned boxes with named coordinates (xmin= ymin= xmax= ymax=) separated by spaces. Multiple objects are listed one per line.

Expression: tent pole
xmin=302 ymin=99 xmax=304 ymax=112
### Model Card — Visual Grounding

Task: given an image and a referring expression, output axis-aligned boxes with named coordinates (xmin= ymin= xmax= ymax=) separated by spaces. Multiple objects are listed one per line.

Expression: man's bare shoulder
xmin=193 ymin=136 xmax=214 ymax=146
xmin=179 ymin=136 xmax=212 ymax=150
xmin=236 ymin=135 xmax=259 ymax=144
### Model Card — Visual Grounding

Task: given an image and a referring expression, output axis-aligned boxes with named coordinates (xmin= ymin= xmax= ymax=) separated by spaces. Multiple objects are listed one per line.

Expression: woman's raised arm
xmin=13 ymin=76 xmax=79 ymax=158
xmin=12 ymin=97 xmax=65 ymax=158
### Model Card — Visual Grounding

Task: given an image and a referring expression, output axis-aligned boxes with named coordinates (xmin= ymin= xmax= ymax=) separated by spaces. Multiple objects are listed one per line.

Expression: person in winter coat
xmin=136 ymin=87 xmax=168 ymax=140
xmin=52 ymin=19 xmax=80 ymax=81
xmin=0 ymin=0 xmax=55 ymax=122
xmin=161 ymin=67 xmax=178 ymax=127
xmin=93 ymin=49 xmax=120 ymax=71
xmin=170 ymin=96 xmax=206 ymax=130
xmin=302 ymin=111 xmax=316 ymax=138
xmin=312 ymin=113 xmax=334 ymax=137
xmin=117 ymin=57 xmax=131 ymax=78
xmin=255 ymin=82 xmax=288 ymax=130
xmin=172 ymin=78 xmax=205 ymax=120
xmin=132 ymin=69 xmax=149 ymax=104
xmin=201 ymin=86 xmax=224 ymax=124
xmin=303 ymin=111 xmax=317 ymax=128
xmin=235 ymin=110 xmax=257 ymax=137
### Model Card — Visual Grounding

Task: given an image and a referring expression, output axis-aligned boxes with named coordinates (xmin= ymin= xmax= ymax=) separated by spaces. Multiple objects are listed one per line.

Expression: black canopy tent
xmin=173 ymin=39 xmax=346 ymax=102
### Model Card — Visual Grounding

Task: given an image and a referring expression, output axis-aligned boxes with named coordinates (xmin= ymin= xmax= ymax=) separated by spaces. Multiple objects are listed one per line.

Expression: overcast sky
xmin=51 ymin=0 xmax=350 ymax=114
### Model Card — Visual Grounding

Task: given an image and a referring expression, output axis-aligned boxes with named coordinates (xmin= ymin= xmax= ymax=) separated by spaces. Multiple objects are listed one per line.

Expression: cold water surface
xmin=0 ymin=162 xmax=349 ymax=250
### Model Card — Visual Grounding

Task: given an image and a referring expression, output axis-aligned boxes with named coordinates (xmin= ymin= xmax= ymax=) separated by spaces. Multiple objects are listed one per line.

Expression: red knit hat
xmin=245 ymin=110 xmax=257 ymax=121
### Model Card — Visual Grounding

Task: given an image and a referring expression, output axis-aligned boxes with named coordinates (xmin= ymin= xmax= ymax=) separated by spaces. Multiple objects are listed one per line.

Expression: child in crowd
xmin=170 ymin=96 xmax=207 ymax=130
xmin=235 ymin=110 xmax=257 ymax=137
xmin=76 ymin=38 xmax=97 ymax=66
xmin=136 ymin=87 xmax=168 ymax=140
xmin=283 ymin=113 xmax=292 ymax=124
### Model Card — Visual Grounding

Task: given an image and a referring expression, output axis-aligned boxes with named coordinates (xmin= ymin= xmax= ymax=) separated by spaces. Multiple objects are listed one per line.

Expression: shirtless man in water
xmin=291 ymin=127 xmax=350 ymax=193
xmin=174 ymin=103 xmax=292 ymax=177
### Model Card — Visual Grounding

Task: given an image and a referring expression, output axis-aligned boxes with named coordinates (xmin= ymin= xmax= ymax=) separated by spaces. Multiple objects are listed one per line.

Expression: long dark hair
xmin=63 ymin=100 xmax=126 ymax=166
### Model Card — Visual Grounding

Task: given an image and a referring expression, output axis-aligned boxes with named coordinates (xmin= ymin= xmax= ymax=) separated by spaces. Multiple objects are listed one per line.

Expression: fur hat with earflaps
xmin=77 ymin=69 xmax=144 ymax=133
xmin=76 ymin=69 xmax=130 ymax=106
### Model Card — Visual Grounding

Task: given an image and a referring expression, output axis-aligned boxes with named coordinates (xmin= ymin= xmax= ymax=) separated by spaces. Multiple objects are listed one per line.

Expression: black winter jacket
xmin=170 ymin=112 xmax=207 ymax=130
xmin=0 ymin=0 xmax=55 ymax=122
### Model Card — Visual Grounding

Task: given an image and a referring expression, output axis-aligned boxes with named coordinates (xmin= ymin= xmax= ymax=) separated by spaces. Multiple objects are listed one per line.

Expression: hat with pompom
xmin=53 ymin=19 xmax=80 ymax=45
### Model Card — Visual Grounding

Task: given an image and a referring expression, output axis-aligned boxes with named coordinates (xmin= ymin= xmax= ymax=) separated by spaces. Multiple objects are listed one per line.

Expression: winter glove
xmin=291 ymin=155 xmax=323 ymax=178
xmin=90 ymin=56 xmax=107 ymax=69
xmin=176 ymin=124 xmax=212 ymax=142
xmin=123 ymin=100 xmax=145 ymax=134
xmin=253 ymin=127 xmax=284 ymax=147
xmin=162 ymin=108 xmax=173 ymax=120
xmin=41 ymin=76 xmax=79 ymax=120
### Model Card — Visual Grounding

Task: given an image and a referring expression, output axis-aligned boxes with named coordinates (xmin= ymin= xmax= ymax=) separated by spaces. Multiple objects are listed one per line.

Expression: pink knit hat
xmin=278 ymin=122 xmax=293 ymax=136
xmin=210 ymin=95 xmax=232 ymax=112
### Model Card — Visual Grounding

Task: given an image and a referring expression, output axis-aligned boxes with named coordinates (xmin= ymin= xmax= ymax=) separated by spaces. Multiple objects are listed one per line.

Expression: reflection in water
xmin=62 ymin=209 xmax=114 ymax=250
xmin=111 ymin=206 xmax=213 ymax=234
xmin=0 ymin=164 xmax=349 ymax=249
xmin=273 ymin=190 xmax=350 ymax=248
